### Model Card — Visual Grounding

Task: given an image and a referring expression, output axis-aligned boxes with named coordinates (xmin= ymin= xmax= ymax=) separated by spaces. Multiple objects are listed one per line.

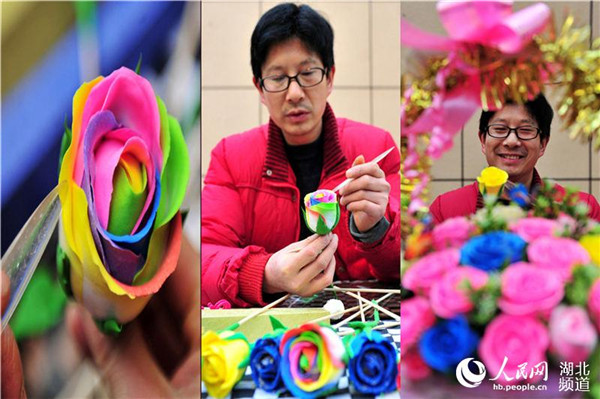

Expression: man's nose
xmin=503 ymin=130 xmax=521 ymax=146
xmin=286 ymin=79 xmax=305 ymax=102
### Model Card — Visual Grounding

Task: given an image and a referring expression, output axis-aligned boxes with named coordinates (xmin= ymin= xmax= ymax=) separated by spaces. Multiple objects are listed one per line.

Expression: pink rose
xmin=403 ymin=249 xmax=459 ymax=295
xmin=479 ymin=314 xmax=549 ymax=385
xmin=401 ymin=296 xmax=436 ymax=350
xmin=429 ymin=266 xmax=489 ymax=318
xmin=588 ymin=279 xmax=600 ymax=332
xmin=549 ymin=305 xmax=598 ymax=363
xmin=509 ymin=217 xmax=559 ymax=242
xmin=498 ymin=263 xmax=563 ymax=316
xmin=432 ymin=217 xmax=475 ymax=250
xmin=402 ymin=348 xmax=432 ymax=381
xmin=527 ymin=237 xmax=591 ymax=281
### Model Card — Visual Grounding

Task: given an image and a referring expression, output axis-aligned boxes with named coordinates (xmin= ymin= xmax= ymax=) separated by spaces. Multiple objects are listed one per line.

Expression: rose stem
xmin=338 ymin=321 xmax=400 ymax=336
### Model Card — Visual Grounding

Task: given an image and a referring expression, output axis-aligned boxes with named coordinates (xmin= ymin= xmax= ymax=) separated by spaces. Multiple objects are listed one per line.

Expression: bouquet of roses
xmin=401 ymin=167 xmax=600 ymax=396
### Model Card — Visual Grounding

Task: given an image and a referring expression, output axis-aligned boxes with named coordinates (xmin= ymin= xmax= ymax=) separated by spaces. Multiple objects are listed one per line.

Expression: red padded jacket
xmin=201 ymin=104 xmax=400 ymax=307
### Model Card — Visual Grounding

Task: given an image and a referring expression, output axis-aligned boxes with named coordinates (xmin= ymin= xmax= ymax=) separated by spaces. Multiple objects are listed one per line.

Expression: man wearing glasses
xmin=202 ymin=3 xmax=400 ymax=307
xmin=430 ymin=93 xmax=600 ymax=223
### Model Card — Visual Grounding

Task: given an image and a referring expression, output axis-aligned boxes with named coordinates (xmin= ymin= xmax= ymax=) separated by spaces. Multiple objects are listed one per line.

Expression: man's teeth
xmin=500 ymin=155 xmax=522 ymax=160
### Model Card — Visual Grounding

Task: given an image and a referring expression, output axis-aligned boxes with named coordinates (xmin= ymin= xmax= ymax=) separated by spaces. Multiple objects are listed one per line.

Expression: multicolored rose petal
xmin=57 ymin=67 xmax=189 ymax=324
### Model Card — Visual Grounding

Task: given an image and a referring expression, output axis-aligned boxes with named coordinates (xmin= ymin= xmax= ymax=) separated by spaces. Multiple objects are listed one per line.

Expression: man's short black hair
xmin=478 ymin=93 xmax=554 ymax=142
xmin=250 ymin=3 xmax=334 ymax=80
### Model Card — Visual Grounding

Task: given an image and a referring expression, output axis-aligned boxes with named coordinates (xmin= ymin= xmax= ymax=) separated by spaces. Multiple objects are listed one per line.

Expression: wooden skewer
xmin=333 ymin=293 xmax=394 ymax=329
xmin=325 ymin=287 xmax=401 ymax=295
xmin=307 ymin=293 xmax=391 ymax=325
xmin=343 ymin=291 xmax=400 ymax=321
xmin=357 ymin=292 xmax=365 ymax=322
xmin=338 ymin=321 xmax=401 ymax=337
xmin=226 ymin=294 xmax=291 ymax=330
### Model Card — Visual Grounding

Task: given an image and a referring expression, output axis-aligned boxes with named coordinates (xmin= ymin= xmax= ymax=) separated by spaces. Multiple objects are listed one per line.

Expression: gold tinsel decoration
xmin=538 ymin=16 xmax=600 ymax=151
xmin=400 ymin=136 xmax=432 ymax=240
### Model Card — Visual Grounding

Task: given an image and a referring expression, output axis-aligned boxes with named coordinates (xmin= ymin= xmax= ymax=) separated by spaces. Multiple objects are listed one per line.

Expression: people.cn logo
xmin=456 ymin=358 xmax=487 ymax=388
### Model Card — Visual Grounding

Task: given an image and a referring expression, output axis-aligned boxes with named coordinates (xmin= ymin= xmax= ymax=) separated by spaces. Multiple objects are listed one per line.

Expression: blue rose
xmin=347 ymin=331 xmax=398 ymax=395
xmin=419 ymin=316 xmax=479 ymax=373
xmin=460 ymin=231 xmax=526 ymax=271
xmin=249 ymin=334 xmax=284 ymax=393
xmin=508 ymin=183 xmax=530 ymax=208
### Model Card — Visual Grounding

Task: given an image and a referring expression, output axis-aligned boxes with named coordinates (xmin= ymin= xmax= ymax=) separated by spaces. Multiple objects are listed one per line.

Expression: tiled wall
xmin=202 ymin=1 xmax=401 ymax=178
xmin=401 ymin=1 xmax=600 ymax=202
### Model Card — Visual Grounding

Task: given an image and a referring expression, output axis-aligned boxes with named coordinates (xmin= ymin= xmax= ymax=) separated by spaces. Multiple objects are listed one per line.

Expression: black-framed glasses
xmin=485 ymin=124 xmax=541 ymax=140
xmin=260 ymin=67 xmax=327 ymax=93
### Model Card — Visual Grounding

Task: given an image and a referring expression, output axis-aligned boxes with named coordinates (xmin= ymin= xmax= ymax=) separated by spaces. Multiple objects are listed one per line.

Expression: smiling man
xmin=201 ymin=3 xmax=400 ymax=307
xmin=430 ymin=94 xmax=600 ymax=223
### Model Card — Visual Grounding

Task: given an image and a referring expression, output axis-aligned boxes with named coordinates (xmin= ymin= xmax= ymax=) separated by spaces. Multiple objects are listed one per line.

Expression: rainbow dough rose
xmin=303 ymin=189 xmax=340 ymax=235
xmin=57 ymin=67 xmax=189 ymax=329
xmin=280 ymin=323 xmax=346 ymax=398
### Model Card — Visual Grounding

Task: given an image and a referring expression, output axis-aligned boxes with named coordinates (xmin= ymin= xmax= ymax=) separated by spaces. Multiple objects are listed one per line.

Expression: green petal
xmin=107 ymin=164 xmax=148 ymax=235
xmin=157 ymin=96 xmax=171 ymax=171
xmin=155 ymin=115 xmax=190 ymax=228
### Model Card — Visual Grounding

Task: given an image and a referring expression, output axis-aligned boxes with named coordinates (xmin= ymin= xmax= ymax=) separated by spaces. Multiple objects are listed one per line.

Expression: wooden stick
xmin=357 ymin=292 xmax=365 ymax=322
xmin=338 ymin=321 xmax=401 ymax=336
xmin=343 ymin=291 xmax=400 ymax=321
xmin=325 ymin=287 xmax=401 ymax=295
xmin=307 ymin=293 xmax=391 ymax=325
xmin=333 ymin=293 xmax=394 ymax=329
xmin=227 ymin=294 xmax=291 ymax=330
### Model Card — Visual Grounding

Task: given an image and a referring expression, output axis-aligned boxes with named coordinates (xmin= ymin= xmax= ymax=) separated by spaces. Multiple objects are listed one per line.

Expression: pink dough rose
xmin=509 ymin=217 xmax=559 ymax=242
xmin=498 ymin=263 xmax=563 ymax=316
xmin=588 ymin=279 xmax=600 ymax=332
xmin=403 ymin=249 xmax=459 ymax=295
xmin=430 ymin=266 xmax=489 ymax=318
xmin=402 ymin=348 xmax=432 ymax=381
xmin=432 ymin=217 xmax=476 ymax=250
xmin=527 ymin=237 xmax=591 ymax=281
xmin=401 ymin=296 xmax=436 ymax=350
xmin=479 ymin=314 xmax=549 ymax=385
xmin=549 ymin=305 xmax=598 ymax=363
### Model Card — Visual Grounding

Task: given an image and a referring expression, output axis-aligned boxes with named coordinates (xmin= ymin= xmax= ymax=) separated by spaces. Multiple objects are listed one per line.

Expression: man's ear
xmin=539 ymin=136 xmax=549 ymax=157
xmin=479 ymin=131 xmax=486 ymax=154
xmin=253 ymin=77 xmax=267 ymax=105
xmin=326 ymin=66 xmax=335 ymax=96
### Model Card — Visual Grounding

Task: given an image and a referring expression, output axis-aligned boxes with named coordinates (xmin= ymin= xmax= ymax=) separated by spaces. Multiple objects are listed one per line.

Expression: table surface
xmin=202 ymin=325 xmax=400 ymax=399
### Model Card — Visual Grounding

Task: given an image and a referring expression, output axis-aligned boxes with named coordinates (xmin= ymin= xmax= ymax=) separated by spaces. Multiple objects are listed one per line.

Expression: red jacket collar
xmin=262 ymin=103 xmax=348 ymax=182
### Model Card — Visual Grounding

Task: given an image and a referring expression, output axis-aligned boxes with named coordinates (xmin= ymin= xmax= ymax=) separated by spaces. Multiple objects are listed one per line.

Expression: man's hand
xmin=339 ymin=155 xmax=390 ymax=232
xmin=263 ymin=233 xmax=338 ymax=297
xmin=66 ymin=236 xmax=201 ymax=398
xmin=2 ymin=272 xmax=26 ymax=398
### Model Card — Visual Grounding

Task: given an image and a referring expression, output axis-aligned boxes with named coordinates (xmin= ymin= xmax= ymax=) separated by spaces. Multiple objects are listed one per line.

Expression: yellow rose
xmin=202 ymin=330 xmax=250 ymax=398
xmin=477 ymin=166 xmax=509 ymax=196
xmin=579 ymin=235 xmax=600 ymax=266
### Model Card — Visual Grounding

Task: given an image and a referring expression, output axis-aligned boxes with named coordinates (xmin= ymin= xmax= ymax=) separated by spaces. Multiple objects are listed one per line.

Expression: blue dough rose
xmin=347 ymin=330 xmax=398 ymax=394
